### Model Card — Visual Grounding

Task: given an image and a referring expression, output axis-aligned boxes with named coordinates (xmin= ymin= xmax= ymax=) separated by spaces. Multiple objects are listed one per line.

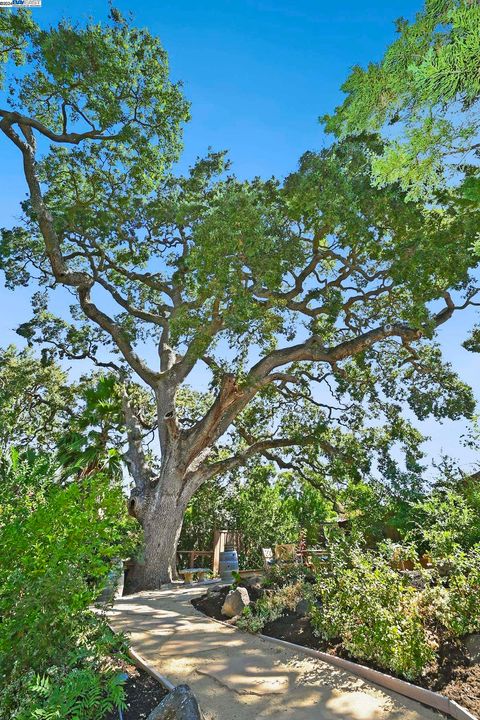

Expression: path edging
xmin=106 ymin=618 xmax=176 ymax=692
xmin=198 ymin=608 xmax=477 ymax=720
xmin=258 ymin=634 xmax=477 ymax=720
xmin=128 ymin=646 xmax=176 ymax=692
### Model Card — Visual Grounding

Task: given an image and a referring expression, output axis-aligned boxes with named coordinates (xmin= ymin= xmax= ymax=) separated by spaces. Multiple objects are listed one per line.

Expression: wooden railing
xmin=177 ymin=529 xmax=243 ymax=575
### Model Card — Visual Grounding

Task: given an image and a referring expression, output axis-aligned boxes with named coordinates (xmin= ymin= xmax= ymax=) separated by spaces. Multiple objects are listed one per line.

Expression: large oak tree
xmin=0 ymin=11 xmax=478 ymax=587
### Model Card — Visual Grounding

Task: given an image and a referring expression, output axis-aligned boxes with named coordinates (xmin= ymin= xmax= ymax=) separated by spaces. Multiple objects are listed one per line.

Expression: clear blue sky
xmin=0 ymin=0 xmax=478 ymax=474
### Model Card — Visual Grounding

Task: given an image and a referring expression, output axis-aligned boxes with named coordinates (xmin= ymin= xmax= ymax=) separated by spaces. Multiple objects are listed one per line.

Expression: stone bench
xmin=179 ymin=568 xmax=211 ymax=583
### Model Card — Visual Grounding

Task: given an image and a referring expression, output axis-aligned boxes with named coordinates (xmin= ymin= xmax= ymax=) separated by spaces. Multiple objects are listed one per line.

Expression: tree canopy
xmin=324 ymin=0 xmax=480 ymax=204
xmin=0 ymin=345 xmax=72 ymax=451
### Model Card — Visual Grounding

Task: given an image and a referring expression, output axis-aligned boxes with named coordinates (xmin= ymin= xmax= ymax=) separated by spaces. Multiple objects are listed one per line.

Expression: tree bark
xmin=141 ymin=493 xmax=187 ymax=589
xmin=125 ymin=467 xmax=193 ymax=592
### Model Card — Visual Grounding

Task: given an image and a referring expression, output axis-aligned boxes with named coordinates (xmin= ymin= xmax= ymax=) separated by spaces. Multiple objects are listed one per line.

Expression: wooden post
xmin=213 ymin=529 xmax=226 ymax=576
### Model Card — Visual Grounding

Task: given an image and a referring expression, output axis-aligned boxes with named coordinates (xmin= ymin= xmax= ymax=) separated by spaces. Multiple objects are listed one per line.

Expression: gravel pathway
xmin=108 ymin=583 xmax=444 ymax=720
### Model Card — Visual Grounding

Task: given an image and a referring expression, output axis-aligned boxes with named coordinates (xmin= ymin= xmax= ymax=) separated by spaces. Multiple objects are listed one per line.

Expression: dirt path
xmin=109 ymin=584 xmax=444 ymax=720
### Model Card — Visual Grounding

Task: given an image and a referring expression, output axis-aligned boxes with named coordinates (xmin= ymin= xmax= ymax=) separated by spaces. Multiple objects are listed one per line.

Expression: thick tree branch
xmin=184 ymin=436 xmax=312 ymax=490
xmin=0 ymin=109 xmax=121 ymax=144
xmin=183 ymin=294 xmax=461 ymax=472
xmin=122 ymin=389 xmax=156 ymax=518
xmin=1 ymin=120 xmax=161 ymax=387
xmin=77 ymin=286 xmax=161 ymax=386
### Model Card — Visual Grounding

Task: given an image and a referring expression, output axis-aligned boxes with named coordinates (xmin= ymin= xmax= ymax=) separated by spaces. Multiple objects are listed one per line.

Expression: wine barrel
xmin=219 ymin=547 xmax=239 ymax=583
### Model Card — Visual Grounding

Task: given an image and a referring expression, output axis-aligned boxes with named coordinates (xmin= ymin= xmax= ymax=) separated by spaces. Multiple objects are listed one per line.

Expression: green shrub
xmin=237 ymin=580 xmax=306 ymax=633
xmin=237 ymin=603 xmax=276 ymax=633
xmin=432 ymin=545 xmax=480 ymax=637
xmin=0 ymin=450 xmax=139 ymax=719
xmin=311 ymin=549 xmax=435 ymax=679
xmin=409 ymin=490 xmax=480 ymax=559
xmin=262 ymin=562 xmax=314 ymax=589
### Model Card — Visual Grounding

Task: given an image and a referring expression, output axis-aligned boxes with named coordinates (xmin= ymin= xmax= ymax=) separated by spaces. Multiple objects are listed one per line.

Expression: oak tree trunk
xmin=123 ymin=387 xmax=215 ymax=593
xmin=140 ymin=494 xmax=187 ymax=589
xmin=125 ymin=464 xmax=195 ymax=592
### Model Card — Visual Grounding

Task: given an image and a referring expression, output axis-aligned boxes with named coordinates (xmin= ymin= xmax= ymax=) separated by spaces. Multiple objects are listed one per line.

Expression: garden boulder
xmin=221 ymin=587 xmax=250 ymax=618
xmin=242 ymin=575 xmax=264 ymax=601
xmin=465 ymin=633 xmax=480 ymax=663
xmin=146 ymin=684 xmax=203 ymax=720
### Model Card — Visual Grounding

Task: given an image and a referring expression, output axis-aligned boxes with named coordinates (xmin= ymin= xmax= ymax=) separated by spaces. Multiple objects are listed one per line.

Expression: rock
xmin=465 ymin=633 xmax=480 ymax=663
xmin=224 ymin=616 xmax=240 ymax=625
xmin=146 ymin=684 xmax=203 ymax=720
xmin=206 ymin=586 xmax=222 ymax=597
xmin=221 ymin=587 xmax=250 ymax=618
xmin=295 ymin=599 xmax=310 ymax=617
xmin=244 ymin=575 xmax=264 ymax=588
xmin=241 ymin=576 xmax=264 ymax=601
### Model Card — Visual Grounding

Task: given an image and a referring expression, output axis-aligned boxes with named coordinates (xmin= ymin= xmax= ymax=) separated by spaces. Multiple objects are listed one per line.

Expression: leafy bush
xmin=237 ymin=603 xmax=276 ymax=633
xmin=0 ymin=450 xmax=139 ymax=719
xmin=237 ymin=580 xmax=306 ymax=633
xmin=431 ymin=545 xmax=480 ymax=637
xmin=311 ymin=548 xmax=435 ymax=679
xmin=409 ymin=489 xmax=480 ymax=559
xmin=262 ymin=562 xmax=315 ymax=589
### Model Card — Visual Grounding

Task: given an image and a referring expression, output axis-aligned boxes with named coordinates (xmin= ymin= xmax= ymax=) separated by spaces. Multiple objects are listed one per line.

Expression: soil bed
xmin=193 ymin=585 xmax=230 ymax=620
xmin=193 ymin=588 xmax=480 ymax=717
xmin=441 ymin=663 xmax=480 ymax=714
xmin=104 ymin=664 xmax=168 ymax=720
